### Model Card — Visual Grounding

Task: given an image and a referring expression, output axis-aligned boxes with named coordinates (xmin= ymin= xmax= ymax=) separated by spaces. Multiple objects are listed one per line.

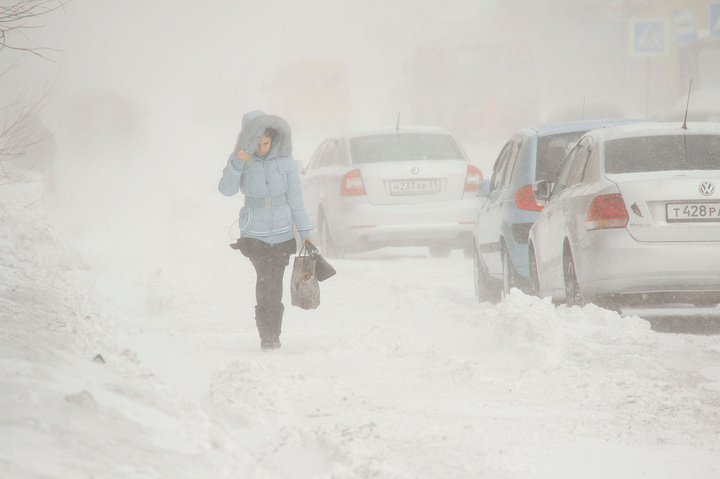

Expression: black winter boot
xmin=255 ymin=306 xmax=273 ymax=350
xmin=256 ymin=304 xmax=283 ymax=351
xmin=266 ymin=303 xmax=284 ymax=350
xmin=260 ymin=338 xmax=280 ymax=351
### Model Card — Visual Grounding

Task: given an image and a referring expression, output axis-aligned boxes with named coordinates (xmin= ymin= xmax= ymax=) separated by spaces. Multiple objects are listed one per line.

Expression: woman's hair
xmin=263 ymin=128 xmax=279 ymax=143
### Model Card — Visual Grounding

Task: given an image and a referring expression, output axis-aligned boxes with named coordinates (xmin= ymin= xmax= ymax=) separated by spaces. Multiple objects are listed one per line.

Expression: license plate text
xmin=388 ymin=179 xmax=441 ymax=195
xmin=666 ymin=202 xmax=720 ymax=222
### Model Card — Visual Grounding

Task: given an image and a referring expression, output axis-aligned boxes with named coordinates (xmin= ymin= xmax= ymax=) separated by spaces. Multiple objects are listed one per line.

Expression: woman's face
xmin=255 ymin=135 xmax=272 ymax=156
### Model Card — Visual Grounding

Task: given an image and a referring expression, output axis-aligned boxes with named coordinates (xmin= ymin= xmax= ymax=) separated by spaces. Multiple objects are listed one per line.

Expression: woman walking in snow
xmin=218 ymin=110 xmax=313 ymax=351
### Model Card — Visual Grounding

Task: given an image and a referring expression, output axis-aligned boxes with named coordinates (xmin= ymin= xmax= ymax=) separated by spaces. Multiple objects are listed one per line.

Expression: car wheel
xmin=501 ymin=246 xmax=517 ymax=299
xmin=528 ymin=247 xmax=540 ymax=297
xmin=563 ymin=251 xmax=583 ymax=307
xmin=319 ymin=213 xmax=344 ymax=259
xmin=474 ymin=246 xmax=501 ymax=303
xmin=429 ymin=244 xmax=451 ymax=258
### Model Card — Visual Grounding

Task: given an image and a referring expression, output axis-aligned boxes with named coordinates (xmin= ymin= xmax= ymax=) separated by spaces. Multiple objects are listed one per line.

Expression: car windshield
xmin=349 ymin=133 xmax=464 ymax=164
xmin=604 ymin=134 xmax=720 ymax=173
xmin=536 ymin=131 xmax=587 ymax=181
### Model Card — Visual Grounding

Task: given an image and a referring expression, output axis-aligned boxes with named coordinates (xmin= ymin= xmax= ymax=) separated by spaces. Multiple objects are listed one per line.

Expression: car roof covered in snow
xmin=591 ymin=121 xmax=720 ymax=141
xmin=339 ymin=125 xmax=454 ymax=140
xmin=528 ymin=118 xmax=650 ymax=138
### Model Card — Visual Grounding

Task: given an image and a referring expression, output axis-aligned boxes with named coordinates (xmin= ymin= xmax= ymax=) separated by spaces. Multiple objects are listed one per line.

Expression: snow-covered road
xmin=2 ymin=153 xmax=720 ymax=478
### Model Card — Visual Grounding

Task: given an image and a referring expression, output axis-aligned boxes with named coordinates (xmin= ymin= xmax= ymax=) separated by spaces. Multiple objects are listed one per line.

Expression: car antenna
xmin=395 ymin=112 xmax=400 ymax=131
xmin=682 ymin=79 xmax=692 ymax=130
xmin=581 ymin=96 xmax=586 ymax=120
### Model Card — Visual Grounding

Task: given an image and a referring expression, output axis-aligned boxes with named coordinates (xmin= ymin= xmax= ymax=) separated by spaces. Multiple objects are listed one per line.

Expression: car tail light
xmin=464 ymin=165 xmax=483 ymax=192
xmin=586 ymin=193 xmax=629 ymax=230
xmin=514 ymin=184 xmax=543 ymax=211
xmin=341 ymin=168 xmax=366 ymax=196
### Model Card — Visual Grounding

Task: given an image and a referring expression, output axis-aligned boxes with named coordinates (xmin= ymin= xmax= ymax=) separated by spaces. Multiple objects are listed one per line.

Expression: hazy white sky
xmin=4 ymin=0 xmax=718 ymax=160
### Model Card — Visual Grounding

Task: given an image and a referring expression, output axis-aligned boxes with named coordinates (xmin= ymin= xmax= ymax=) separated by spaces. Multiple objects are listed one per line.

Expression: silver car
xmin=528 ymin=122 xmax=720 ymax=308
xmin=301 ymin=126 xmax=483 ymax=257
xmin=472 ymin=119 xmax=644 ymax=303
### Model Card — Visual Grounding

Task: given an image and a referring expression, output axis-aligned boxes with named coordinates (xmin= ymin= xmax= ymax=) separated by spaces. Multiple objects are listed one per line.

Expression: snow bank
xmin=0 ymin=180 xmax=247 ymax=478
xmin=3 ymin=175 xmax=720 ymax=478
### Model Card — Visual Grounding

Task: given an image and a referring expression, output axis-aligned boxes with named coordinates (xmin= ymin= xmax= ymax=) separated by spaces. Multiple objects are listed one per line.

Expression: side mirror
xmin=475 ymin=179 xmax=491 ymax=197
xmin=533 ymin=180 xmax=552 ymax=203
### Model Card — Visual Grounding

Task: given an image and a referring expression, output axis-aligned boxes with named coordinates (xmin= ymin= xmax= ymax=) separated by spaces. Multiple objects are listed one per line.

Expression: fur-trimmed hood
xmin=234 ymin=110 xmax=292 ymax=167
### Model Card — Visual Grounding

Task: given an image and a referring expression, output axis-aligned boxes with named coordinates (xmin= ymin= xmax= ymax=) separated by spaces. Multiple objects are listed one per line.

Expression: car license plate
xmin=388 ymin=179 xmax=441 ymax=195
xmin=666 ymin=202 xmax=720 ymax=222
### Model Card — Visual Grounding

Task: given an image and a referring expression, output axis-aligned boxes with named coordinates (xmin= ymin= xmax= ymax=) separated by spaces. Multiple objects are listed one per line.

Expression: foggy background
xmin=5 ymin=0 xmax=719 ymax=175
xmin=3 ymin=4 xmax=720 ymax=477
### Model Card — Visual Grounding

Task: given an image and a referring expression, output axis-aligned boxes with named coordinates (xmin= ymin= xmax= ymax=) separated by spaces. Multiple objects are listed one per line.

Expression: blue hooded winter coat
xmin=218 ymin=110 xmax=313 ymax=244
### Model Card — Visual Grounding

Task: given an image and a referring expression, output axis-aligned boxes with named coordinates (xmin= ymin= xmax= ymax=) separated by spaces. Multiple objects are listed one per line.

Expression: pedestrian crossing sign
xmin=629 ymin=18 xmax=669 ymax=57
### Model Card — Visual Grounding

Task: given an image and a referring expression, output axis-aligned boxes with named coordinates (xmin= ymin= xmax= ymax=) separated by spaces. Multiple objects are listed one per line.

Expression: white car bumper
xmin=331 ymin=197 xmax=481 ymax=248
xmin=574 ymin=228 xmax=720 ymax=302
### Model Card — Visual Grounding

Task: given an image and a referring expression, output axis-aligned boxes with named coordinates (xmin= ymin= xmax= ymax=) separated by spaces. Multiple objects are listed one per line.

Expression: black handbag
xmin=290 ymin=245 xmax=321 ymax=310
xmin=304 ymin=240 xmax=336 ymax=282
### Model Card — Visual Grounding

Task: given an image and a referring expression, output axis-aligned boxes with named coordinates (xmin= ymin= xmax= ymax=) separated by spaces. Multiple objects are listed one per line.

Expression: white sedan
xmin=528 ymin=122 xmax=720 ymax=309
xmin=301 ymin=126 xmax=483 ymax=258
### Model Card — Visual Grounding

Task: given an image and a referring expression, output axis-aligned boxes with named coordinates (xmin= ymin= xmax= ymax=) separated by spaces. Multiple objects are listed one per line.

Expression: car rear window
xmin=535 ymin=131 xmax=588 ymax=181
xmin=349 ymin=134 xmax=464 ymax=164
xmin=604 ymin=134 xmax=720 ymax=173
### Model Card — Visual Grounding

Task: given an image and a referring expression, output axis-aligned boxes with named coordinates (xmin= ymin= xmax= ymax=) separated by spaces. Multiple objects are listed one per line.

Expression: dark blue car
xmin=472 ymin=119 xmax=646 ymax=302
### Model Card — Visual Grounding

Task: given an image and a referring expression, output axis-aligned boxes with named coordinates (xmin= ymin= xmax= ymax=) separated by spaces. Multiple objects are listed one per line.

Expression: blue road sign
xmin=631 ymin=19 xmax=668 ymax=56
xmin=672 ymin=9 xmax=698 ymax=45
xmin=711 ymin=3 xmax=720 ymax=36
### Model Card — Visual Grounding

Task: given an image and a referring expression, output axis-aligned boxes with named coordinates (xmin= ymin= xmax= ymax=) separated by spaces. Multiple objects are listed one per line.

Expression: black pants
xmin=237 ymin=237 xmax=297 ymax=340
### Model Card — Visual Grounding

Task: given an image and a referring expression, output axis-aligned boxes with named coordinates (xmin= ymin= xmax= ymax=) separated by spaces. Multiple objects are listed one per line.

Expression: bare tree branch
xmin=0 ymin=0 xmax=70 ymax=60
xmin=0 ymin=1 xmax=70 ymax=185
xmin=0 ymin=83 xmax=57 ymax=186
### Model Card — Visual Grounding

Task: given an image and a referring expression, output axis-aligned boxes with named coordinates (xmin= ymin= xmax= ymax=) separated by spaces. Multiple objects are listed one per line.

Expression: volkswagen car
xmin=528 ymin=122 xmax=720 ymax=309
xmin=300 ymin=126 xmax=483 ymax=257
xmin=472 ymin=119 xmax=644 ymax=302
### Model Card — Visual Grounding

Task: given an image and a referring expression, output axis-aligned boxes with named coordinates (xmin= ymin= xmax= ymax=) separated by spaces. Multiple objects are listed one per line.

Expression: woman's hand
xmin=302 ymin=238 xmax=313 ymax=246
xmin=236 ymin=150 xmax=250 ymax=161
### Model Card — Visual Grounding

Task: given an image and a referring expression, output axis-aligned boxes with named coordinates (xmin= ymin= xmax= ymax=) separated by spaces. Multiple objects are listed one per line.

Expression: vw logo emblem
xmin=699 ymin=181 xmax=715 ymax=196
xmin=411 ymin=167 xmax=419 ymax=175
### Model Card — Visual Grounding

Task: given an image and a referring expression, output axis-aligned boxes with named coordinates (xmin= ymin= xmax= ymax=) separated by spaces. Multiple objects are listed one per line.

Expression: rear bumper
xmin=574 ymin=229 xmax=720 ymax=304
xmin=330 ymin=197 xmax=481 ymax=249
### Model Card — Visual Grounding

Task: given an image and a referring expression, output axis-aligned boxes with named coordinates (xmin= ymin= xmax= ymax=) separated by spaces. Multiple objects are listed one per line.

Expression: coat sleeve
xmin=285 ymin=155 xmax=314 ymax=239
xmin=218 ymin=153 xmax=243 ymax=197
